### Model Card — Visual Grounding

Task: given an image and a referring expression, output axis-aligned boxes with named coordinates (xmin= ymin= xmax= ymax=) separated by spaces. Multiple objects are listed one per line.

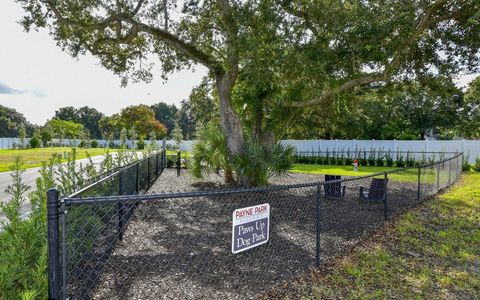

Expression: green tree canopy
xmin=100 ymin=104 xmax=167 ymax=139
xmin=54 ymin=106 xmax=105 ymax=139
xmin=0 ymin=105 xmax=35 ymax=138
xmin=46 ymin=119 xmax=84 ymax=139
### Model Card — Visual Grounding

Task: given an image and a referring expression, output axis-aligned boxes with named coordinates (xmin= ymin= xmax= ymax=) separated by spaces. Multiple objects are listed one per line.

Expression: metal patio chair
xmin=359 ymin=178 xmax=389 ymax=202
xmin=324 ymin=175 xmax=346 ymax=200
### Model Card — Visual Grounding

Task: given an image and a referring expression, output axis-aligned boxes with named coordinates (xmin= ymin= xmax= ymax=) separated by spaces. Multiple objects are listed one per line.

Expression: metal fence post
xmin=155 ymin=152 xmax=159 ymax=178
xmin=177 ymin=151 xmax=181 ymax=177
xmin=118 ymin=171 xmax=124 ymax=241
xmin=448 ymin=159 xmax=452 ymax=185
xmin=47 ymin=189 xmax=60 ymax=300
xmin=436 ymin=164 xmax=440 ymax=191
xmin=417 ymin=167 xmax=421 ymax=201
xmin=384 ymin=173 xmax=388 ymax=221
xmin=135 ymin=162 xmax=140 ymax=194
xmin=315 ymin=184 xmax=321 ymax=267
xmin=147 ymin=156 xmax=151 ymax=188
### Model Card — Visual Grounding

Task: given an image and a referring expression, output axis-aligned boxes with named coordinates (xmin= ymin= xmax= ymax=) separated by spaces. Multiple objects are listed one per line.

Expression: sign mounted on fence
xmin=232 ymin=203 xmax=270 ymax=254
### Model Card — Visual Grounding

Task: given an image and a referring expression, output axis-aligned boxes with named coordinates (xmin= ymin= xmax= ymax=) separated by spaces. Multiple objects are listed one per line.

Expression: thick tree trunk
xmin=215 ymin=71 xmax=248 ymax=185
xmin=251 ymin=97 xmax=276 ymax=149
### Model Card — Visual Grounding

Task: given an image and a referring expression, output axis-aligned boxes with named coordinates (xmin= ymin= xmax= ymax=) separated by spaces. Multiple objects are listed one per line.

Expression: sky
xmin=0 ymin=2 xmax=478 ymax=126
xmin=0 ymin=2 xmax=207 ymax=125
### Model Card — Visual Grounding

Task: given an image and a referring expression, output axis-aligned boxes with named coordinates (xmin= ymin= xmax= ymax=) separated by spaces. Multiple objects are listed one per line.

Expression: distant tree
xmin=460 ymin=76 xmax=480 ymax=139
xmin=39 ymin=126 xmax=53 ymax=147
xmin=188 ymin=78 xmax=218 ymax=127
xmin=150 ymin=102 xmax=178 ymax=136
xmin=118 ymin=105 xmax=168 ymax=138
xmin=177 ymin=101 xmax=196 ymax=140
xmin=98 ymin=115 xmax=117 ymax=140
xmin=46 ymin=119 xmax=84 ymax=139
xmin=18 ymin=124 xmax=27 ymax=148
xmin=54 ymin=106 xmax=104 ymax=139
xmin=171 ymin=121 xmax=183 ymax=150
xmin=0 ymin=105 xmax=34 ymax=137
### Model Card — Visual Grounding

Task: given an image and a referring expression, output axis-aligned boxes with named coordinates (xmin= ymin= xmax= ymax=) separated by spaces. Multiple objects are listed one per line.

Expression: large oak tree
xmin=18 ymin=0 xmax=480 ymax=183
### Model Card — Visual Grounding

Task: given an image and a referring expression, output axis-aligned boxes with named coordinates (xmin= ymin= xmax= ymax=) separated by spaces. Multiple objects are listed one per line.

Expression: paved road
xmin=0 ymin=154 xmax=109 ymax=227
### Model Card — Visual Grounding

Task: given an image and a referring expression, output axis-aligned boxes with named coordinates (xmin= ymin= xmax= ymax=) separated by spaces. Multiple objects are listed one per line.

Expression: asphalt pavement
xmin=0 ymin=154 xmax=109 ymax=229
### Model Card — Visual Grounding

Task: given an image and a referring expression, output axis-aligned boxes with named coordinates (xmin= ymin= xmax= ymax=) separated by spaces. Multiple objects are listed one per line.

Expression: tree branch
xmin=279 ymin=0 xmax=319 ymax=36
xmin=287 ymin=0 xmax=450 ymax=108
xmin=42 ymin=0 xmax=223 ymax=73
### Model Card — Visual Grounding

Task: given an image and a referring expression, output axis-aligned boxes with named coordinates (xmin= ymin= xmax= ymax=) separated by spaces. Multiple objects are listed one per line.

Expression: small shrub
xmin=406 ymin=152 xmax=416 ymax=167
xmin=108 ymin=141 xmax=116 ymax=148
xmin=375 ymin=150 xmax=384 ymax=167
xmin=166 ymin=155 xmax=176 ymax=168
xmin=462 ymin=153 xmax=470 ymax=172
xmin=344 ymin=157 xmax=353 ymax=166
xmin=90 ymin=140 xmax=98 ymax=148
xmin=29 ymin=135 xmax=41 ymax=149
xmin=474 ymin=157 xmax=480 ymax=172
xmin=385 ymin=152 xmax=394 ymax=167
xmin=367 ymin=151 xmax=376 ymax=166
xmin=137 ymin=137 xmax=145 ymax=150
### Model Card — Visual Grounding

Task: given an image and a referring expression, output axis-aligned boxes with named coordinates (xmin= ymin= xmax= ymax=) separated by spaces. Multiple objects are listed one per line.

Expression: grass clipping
xmin=266 ymin=173 xmax=480 ymax=299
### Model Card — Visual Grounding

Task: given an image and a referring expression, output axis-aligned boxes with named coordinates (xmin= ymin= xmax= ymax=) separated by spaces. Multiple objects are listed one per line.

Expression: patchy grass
xmin=0 ymin=147 xmax=116 ymax=172
xmin=270 ymin=173 xmax=480 ymax=299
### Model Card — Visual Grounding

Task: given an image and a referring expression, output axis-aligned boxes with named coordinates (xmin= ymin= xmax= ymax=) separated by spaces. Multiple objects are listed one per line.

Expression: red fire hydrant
xmin=353 ymin=159 xmax=359 ymax=172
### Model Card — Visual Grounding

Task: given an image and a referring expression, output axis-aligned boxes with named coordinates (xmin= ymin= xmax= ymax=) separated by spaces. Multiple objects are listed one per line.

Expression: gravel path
xmin=67 ymin=169 xmax=424 ymax=299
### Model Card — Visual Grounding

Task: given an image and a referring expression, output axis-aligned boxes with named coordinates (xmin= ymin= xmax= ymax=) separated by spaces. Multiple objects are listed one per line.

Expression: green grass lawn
xmin=275 ymin=173 xmax=480 ymax=299
xmin=291 ymin=163 xmax=422 ymax=182
xmin=291 ymin=163 xmax=396 ymax=176
xmin=0 ymin=147 xmax=117 ymax=172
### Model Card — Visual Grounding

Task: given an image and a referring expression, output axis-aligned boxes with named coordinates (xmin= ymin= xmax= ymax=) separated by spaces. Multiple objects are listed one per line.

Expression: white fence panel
xmin=1 ymin=137 xmax=479 ymax=163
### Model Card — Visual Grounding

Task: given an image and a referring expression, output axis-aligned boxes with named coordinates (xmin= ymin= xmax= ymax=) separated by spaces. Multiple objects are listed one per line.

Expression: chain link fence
xmin=47 ymin=153 xmax=463 ymax=299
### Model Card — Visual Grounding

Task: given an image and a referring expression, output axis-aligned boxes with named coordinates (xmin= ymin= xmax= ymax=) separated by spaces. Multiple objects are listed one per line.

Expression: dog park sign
xmin=232 ymin=203 xmax=270 ymax=254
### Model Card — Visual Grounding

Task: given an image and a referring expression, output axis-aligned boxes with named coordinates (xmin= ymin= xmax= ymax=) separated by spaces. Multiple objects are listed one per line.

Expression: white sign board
xmin=232 ymin=203 xmax=270 ymax=254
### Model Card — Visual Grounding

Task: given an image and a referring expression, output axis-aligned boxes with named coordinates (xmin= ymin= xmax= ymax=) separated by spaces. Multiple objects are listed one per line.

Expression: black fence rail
xmin=47 ymin=152 xmax=463 ymax=299
xmin=47 ymin=149 xmax=166 ymax=300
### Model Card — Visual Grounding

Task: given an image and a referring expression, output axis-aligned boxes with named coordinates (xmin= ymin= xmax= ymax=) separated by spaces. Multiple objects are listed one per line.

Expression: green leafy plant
xmin=474 ymin=157 xmax=480 ymax=172
xmin=233 ymin=140 xmax=294 ymax=186
xmin=360 ymin=150 xmax=368 ymax=166
xmin=385 ymin=151 xmax=394 ymax=167
xmin=406 ymin=151 xmax=416 ymax=167
xmin=462 ymin=153 xmax=471 ymax=172
xmin=368 ymin=149 xmax=376 ymax=166
xmin=375 ymin=149 xmax=384 ymax=166
xmin=190 ymin=123 xmax=235 ymax=183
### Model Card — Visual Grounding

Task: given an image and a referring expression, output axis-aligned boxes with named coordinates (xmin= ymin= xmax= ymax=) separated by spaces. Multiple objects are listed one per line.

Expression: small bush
xmin=344 ymin=157 xmax=353 ymax=166
xmin=474 ymin=157 xmax=480 ymax=172
xmin=375 ymin=153 xmax=384 ymax=166
xmin=406 ymin=152 xmax=416 ymax=167
xmin=166 ymin=155 xmax=176 ymax=168
xmin=108 ymin=141 xmax=116 ymax=148
xmin=385 ymin=152 xmax=394 ymax=167
xmin=367 ymin=152 xmax=376 ymax=166
xmin=137 ymin=137 xmax=145 ymax=150
xmin=78 ymin=140 xmax=88 ymax=148
xmin=91 ymin=140 xmax=98 ymax=148
xmin=29 ymin=135 xmax=41 ymax=149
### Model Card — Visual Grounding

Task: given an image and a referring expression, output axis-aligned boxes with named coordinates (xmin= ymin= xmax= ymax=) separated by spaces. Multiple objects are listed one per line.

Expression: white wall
xmin=283 ymin=139 xmax=480 ymax=163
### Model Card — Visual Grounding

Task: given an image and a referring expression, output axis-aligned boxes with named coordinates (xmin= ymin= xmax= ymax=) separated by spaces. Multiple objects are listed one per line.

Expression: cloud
xmin=0 ymin=81 xmax=23 ymax=94
xmin=0 ymin=81 xmax=45 ymax=97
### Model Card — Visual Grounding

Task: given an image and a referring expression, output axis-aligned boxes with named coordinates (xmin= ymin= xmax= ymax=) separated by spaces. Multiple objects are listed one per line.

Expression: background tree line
xmin=2 ymin=74 xmax=480 ymax=143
